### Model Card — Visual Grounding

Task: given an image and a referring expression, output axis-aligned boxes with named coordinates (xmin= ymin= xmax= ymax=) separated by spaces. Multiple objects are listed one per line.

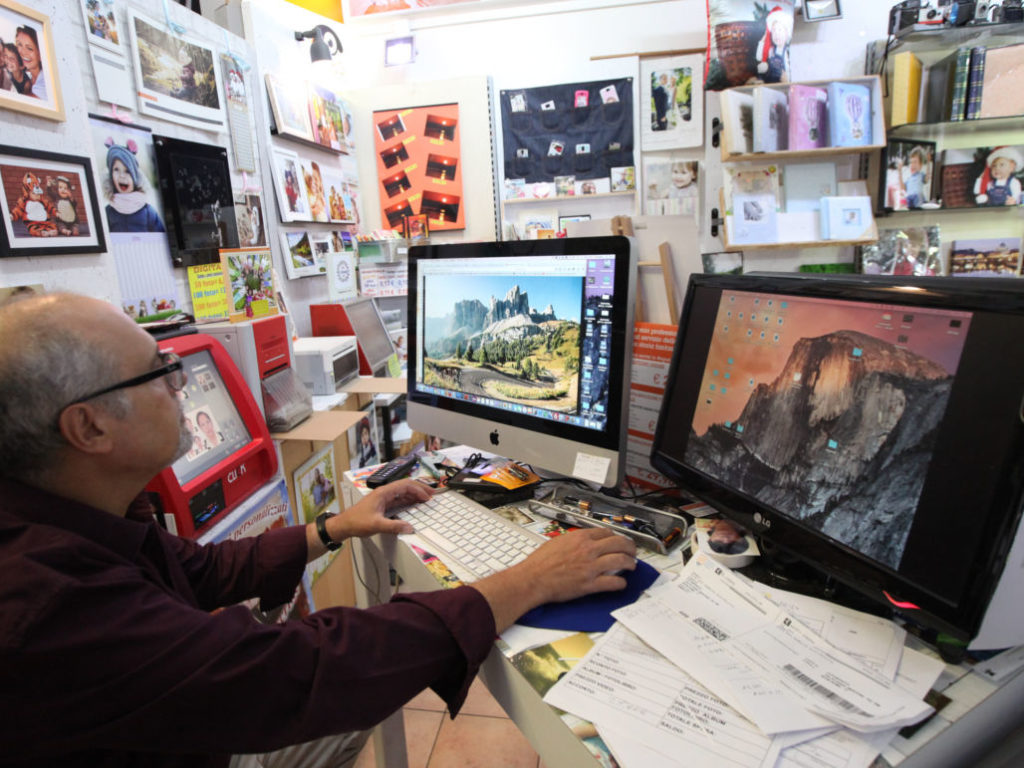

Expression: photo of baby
xmin=644 ymin=158 xmax=699 ymax=216
xmin=882 ymin=139 xmax=936 ymax=211
xmin=90 ymin=118 xmax=166 ymax=234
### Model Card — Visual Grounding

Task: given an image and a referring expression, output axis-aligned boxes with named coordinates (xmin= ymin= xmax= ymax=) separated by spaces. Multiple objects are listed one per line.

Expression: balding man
xmin=0 ymin=293 xmax=636 ymax=768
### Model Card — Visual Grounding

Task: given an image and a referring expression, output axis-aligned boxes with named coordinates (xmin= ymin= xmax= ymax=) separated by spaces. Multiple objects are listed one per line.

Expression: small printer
xmin=292 ymin=336 xmax=360 ymax=395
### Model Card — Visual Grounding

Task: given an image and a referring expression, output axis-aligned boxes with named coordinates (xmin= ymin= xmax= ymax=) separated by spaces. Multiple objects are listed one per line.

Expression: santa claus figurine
xmin=755 ymin=5 xmax=793 ymax=83
xmin=974 ymin=146 xmax=1023 ymax=207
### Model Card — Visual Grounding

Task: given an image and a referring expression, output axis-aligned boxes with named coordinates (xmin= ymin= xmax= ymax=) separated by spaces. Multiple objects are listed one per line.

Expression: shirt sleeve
xmin=162 ymin=525 xmax=310 ymax=612
xmin=8 ymin=569 xmax=496 ymax=760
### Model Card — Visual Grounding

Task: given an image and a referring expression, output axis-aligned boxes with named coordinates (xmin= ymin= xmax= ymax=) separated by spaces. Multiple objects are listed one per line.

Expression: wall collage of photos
xmin=0 ymin=0 xmax=362 ymax=328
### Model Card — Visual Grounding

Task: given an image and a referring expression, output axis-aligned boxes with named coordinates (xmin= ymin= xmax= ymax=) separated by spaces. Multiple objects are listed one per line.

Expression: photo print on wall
xmin=705 ymin=1 xmax=795 ymax=90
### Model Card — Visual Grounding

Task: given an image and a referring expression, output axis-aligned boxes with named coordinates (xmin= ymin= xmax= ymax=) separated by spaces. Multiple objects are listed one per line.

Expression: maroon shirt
xmin=0 ymin=479 xmax=496 ymax=767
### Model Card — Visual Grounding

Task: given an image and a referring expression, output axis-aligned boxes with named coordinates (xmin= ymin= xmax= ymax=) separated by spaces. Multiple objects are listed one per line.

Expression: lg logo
xmin=227 ymin=464 xmax=247 ymax=484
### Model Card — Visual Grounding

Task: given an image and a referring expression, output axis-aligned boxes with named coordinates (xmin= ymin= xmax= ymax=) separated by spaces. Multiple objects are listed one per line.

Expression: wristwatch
xmin=315 ymin=511 xmax=343 ymax=551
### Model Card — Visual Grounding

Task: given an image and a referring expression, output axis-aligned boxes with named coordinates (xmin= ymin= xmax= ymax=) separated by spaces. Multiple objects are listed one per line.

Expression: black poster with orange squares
xmin=373 ymin=103 xmax=464 ymax=232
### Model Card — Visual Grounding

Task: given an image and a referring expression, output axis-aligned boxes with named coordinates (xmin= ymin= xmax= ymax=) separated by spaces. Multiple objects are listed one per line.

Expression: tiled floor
xmin=352 ymin=678 xmax=544 ymax=768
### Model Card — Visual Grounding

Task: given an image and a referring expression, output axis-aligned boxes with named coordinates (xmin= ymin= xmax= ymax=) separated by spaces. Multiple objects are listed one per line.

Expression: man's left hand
xmin=327 ymin=478 xmax=432 ymax=541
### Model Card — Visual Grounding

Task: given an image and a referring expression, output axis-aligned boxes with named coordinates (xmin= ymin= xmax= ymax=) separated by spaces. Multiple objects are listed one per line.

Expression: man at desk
xmin=0 ymin=293 xmax=637 ymax=768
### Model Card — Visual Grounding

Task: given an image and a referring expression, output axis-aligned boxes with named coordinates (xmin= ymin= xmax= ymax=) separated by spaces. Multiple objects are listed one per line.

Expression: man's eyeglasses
xmin=66 ymin=351 xmax=186 ymax=407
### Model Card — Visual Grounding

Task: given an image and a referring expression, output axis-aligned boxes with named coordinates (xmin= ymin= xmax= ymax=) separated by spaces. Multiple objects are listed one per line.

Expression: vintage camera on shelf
xmin=977 ymin=0 xmax=1024 ymax=22
xmin=889 ymin=0 xmax=951 ymax=36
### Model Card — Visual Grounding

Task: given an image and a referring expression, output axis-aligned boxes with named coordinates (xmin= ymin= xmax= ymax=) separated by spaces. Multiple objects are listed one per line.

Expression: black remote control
xmin=366 ymin=453 xmax=419 ymax=489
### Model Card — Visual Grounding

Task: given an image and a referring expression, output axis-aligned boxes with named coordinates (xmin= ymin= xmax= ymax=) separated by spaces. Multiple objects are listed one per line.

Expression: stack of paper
xmin=544 ymin=554 xmax=943 ymax=768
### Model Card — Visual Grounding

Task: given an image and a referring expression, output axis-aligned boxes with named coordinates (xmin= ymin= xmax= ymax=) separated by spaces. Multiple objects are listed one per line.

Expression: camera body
xmin=975 ymin=0 xmax=1003 ymax=22
xmin=1003 ymin=0 xmax=1024 ymax=22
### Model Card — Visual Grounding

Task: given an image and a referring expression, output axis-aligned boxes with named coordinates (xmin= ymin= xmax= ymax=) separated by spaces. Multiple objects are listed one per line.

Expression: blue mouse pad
xmin=515 ymin=559 xmax=660 ymax=632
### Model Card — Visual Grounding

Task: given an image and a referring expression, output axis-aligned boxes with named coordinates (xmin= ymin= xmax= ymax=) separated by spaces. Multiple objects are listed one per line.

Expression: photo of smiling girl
xmin=90 ymin=116 xmax=167 ymax=234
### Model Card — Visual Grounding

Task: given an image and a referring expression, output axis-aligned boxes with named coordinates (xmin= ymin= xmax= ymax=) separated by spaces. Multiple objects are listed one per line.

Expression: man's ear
xmin=57 ymin=403 xmax=116 ymax=456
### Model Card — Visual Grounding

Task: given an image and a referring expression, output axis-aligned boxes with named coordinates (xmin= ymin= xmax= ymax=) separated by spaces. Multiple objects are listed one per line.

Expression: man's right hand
xmin=471 ymin=527 xmax=638 ymax=633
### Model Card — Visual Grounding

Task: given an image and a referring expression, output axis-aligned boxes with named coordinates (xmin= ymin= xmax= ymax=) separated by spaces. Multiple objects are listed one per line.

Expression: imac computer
xmin=145 ymin=333 xmax=278 ymax=538
xmin=406 ymin=236 xmax=636 ymax=488
xmin=650 ymin=272 xmax=1024 ymax=647
xmin=310 ymin=297 xmax=397 ymax=376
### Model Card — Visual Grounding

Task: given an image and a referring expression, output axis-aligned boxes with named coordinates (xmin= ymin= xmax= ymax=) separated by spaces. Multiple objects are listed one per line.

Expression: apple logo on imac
xmin=489 ymin=430 xmax=500 ymax=446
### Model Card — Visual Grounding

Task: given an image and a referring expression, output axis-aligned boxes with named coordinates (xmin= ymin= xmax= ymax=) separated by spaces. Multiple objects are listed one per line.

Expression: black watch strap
xmin=315 ymin=512 xmax=342 ymax=551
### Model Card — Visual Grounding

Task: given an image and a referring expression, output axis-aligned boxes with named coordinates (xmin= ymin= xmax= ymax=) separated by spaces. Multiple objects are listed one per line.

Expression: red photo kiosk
xmin=145 ymin=333 xmax=278 ymax=538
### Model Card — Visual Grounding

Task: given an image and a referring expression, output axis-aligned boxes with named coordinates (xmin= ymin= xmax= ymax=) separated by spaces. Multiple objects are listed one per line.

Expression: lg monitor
xmin=650 ymin=272 xmax=1024 ymax=646
xmin=145 ymin=333 xmax=278 ymax=538
xmin=407 ymin=236 xmax=636 ymax=488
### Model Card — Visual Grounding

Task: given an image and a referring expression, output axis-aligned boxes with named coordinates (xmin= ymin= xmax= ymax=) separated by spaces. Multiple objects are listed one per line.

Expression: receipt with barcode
xmin=612 ymin=555 xmax=934 ymax=735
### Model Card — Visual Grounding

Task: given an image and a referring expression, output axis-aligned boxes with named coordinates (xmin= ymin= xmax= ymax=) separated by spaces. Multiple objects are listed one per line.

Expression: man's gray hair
xmin=0 ymin=297 xmax=130 ymax=481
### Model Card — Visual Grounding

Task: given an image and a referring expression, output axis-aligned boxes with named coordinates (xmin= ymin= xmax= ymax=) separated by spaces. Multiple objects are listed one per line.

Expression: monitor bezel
xmin=406 ymin=236 xmax=636 ymax=471
xmin=650 ymin=272 xmax=1024 ymax=641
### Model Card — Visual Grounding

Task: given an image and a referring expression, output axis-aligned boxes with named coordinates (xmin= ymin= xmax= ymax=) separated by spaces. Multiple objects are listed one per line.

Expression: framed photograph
xmin=299 ymin=159 xmax=330 ymax=223
xmin=280 ymin=229 xmax=326 ymax=280
xmin=127 ymin=9 xmax=225 ymax=132
xmin=403 ymin=212 xmax=429 ymax=241
xmin=219 ymin=247 xmax=278 ymax=321
xmin=0 ymin=146 xmax=105 ymax=257
xmin=270 ymin=148 xmax=310 ymax=222
xmin=643 ymin=157 xmax=699 ymax=216
xmin=266 ymin=73 xmax=314 ymax=143
xmin=558 ymin=214 xmax=591 ymax=233
xmin=292 ymin=443 xmax=339 ymax=584
xmin=803 ymin=0 xmax=842 ymax=22
xmin=234 ymin=192 xmax=265 ymax=248
xmin=152 ymin=135 xmax=239 ymax=267
xmin=319 ymin=165 xmax=350 ymax=223
xmin=0 ymin=0 xmax=64 ymax=122
xmin=89 ymin=115 xmax=167 ymax=236
xmin=78 ymin=0 xmax=123 ymax=54
xmin=348 ymin=405 xmax=381 ymax=471
xmin=310 ymin=85 xmax=351 ymax=153
xmin=640 ymin=53 xmax=704 ymax=150
xmin=881 ymin=139 xmax=938 ymax=211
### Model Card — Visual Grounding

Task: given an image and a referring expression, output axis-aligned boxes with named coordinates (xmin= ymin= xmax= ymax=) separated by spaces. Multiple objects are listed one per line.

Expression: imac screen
xmin=652 ymin=273 xmax=1024 ymax=640
xmin=407 ymin=236 xmax=635 ymax=485
xmin=172 ymin=349 xmax=253 ymax=486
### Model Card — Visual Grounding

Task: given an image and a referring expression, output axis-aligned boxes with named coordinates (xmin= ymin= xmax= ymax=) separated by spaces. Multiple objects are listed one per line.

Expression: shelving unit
xmin=502 ymin=190 xmax=636 ymax=205
xmin=718 ymin=76 xmax=886 ymax=162
xmin=715 ymin=76 xmax=885 ymax=251
xmin=718 ymin=187 xmax=879 ymax=253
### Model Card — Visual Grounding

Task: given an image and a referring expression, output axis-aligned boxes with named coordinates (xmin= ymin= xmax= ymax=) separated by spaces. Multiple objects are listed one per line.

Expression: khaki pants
xmin=229 ymin=729 xmax=371 ymax=768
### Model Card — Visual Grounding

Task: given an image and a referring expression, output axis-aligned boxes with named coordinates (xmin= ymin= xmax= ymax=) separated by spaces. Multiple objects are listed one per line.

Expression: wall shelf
xmin=719 ymin=76 xmax=886 ymax=162
xmin=889 ymin=115 xmax=1024 ymax=140
xmin=270 ymin=129 xmax=352 ymax=157
xmin=722 ymin=144 xmax=887 ymax=164
xmin=502 ymin=190 xmax=636 ymax=205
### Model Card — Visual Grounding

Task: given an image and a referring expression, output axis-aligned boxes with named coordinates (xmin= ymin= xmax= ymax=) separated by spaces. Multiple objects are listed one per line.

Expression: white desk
xmin=341 ymin=473 xmax=1024 ymax=768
